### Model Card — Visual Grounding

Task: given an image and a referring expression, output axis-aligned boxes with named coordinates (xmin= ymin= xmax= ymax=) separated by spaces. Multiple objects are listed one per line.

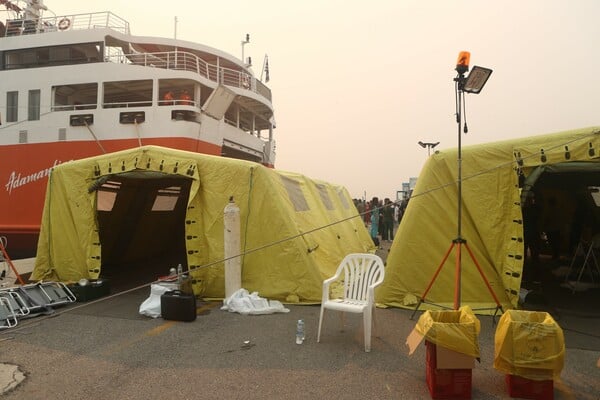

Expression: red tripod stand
xmin=410 ymin=237 xmax=503 ymax=319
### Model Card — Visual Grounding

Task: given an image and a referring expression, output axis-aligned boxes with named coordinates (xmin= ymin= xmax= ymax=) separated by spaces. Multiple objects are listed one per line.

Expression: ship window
xmin=316 ymin=184 xmax=334 ymax=211
xmin=281 ymin=175 xmax=309 ymax=212
xmin=6 ymin=91 xmax=18 ymax=122
xmin=52 ymin=83 xmax=98 ymax=111
xmin=28 ymin=89 xmax=40 ymax=120
xmin=3 ymin=42 xmax=103 ymax=69
xmin=103 ymin=80 xmax=152 ymax=108
xmin=158 ymin=79 xmax=197 ymax=107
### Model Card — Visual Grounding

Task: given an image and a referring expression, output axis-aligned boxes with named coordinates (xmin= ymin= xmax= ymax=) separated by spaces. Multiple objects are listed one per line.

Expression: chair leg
xmin=372 ymin=304 xmax=377 ymax=337
xmin=363 ymin=307 xmax=372 ymax=352
xmin=317 ymin=306 xmax=325 ymax=343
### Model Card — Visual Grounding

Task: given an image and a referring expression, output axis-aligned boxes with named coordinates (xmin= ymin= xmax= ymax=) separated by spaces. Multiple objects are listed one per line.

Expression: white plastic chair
xmin=317 ymin=253 xmax=385 ymax=352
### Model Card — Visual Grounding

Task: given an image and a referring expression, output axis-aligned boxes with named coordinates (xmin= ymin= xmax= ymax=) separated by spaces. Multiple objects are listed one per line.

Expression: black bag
xmin=372 ymin=236 xmax=380 ymax=246
xmin=160 ymin=290 xmax=197 ymax=322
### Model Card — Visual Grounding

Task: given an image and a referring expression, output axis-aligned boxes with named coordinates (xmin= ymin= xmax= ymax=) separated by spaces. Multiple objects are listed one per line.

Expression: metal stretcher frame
xmin=0 ymin=290 xmax=31 ymax=317
xmin=0 ymin=296 xmax=18 ymax=329
xmin=17 ymin=282 xmax=77 ymax=310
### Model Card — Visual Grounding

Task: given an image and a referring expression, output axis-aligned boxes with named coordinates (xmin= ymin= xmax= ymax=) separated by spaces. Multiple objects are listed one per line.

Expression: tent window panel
xmin=152 ymin=186 xmax=182 ymax=211
xmin=280 ymin=175 xmax=309 ymax=212
xmin=316 ymin=184 xmax=334 ymax=210
xmin=97 ymin=190 xmax=117 ymax=211
xmin=337 ymin=189 xmax=350 ymax=209
xmin=152 ymin=195 xmax=178 ymax=211
xmin=589 ymin=187 xmax=600 ymax=207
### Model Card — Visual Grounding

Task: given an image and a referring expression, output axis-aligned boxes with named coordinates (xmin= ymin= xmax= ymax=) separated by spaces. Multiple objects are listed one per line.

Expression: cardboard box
xmin=436 ymin=344 xmax=475 ymax=369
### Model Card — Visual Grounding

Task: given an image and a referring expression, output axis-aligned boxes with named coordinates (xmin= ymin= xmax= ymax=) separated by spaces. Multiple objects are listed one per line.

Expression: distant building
xmin=397 ymin=178 xmax=417 ymax=201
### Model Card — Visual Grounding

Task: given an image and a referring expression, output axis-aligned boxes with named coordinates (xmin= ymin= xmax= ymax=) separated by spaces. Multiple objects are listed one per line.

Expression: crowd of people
xmin=353 ymin=197 xmax=408 ymax=247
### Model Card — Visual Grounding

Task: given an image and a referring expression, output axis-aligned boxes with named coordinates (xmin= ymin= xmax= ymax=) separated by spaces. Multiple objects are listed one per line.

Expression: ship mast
xmin=23 ymin=0 xmax=47 ymax=20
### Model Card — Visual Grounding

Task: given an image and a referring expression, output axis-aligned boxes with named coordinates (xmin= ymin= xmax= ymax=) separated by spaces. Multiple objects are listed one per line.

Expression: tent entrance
xmin=95 ymin=171 xmax=192 ymax=290
xmin=522 ymin=162 xmax=600 ymax=266
xmin=521 ymin=162 xmax=600 ymax=312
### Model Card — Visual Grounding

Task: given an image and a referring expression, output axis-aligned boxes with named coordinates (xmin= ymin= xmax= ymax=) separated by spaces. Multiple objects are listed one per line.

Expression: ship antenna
xmin=241 ymin=33 xmax=250 ymax=65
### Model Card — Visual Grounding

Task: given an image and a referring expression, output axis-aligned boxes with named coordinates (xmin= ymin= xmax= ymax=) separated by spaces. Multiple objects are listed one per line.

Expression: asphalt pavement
xmin=1 ymin=240 xmax=599 ymax=399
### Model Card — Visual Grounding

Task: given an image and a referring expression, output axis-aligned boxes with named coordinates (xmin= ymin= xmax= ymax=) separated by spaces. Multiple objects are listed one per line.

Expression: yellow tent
xmin=32 ymin=145 xmax=374 ymax=302
xmin=377 ymin=127 xmax=600 ymax=313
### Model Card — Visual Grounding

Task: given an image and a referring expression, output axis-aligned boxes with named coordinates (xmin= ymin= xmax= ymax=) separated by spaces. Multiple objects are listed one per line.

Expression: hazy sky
xmin=36 ymin=0 xmax=600 ymax=200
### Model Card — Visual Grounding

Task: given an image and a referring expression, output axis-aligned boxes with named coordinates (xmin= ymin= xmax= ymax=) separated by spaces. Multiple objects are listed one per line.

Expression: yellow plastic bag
xmin=494 ymin=310 xmax=565 ymax=380
xmin=415 ymin=305 xmax=481 ymax=358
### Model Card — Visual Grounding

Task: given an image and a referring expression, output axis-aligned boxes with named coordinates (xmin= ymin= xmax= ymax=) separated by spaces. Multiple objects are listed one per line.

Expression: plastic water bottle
xmin=176 ymin=263 xmax=183 ymax=284
xmin=296 ymin=319 xmax=305 ymax=344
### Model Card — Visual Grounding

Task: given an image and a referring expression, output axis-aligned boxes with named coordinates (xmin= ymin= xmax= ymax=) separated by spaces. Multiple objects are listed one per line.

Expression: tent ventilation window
xmin=316 ymin=184 xmax=334 ymax=211
xmin=97 ymin=180 xmax=121 ymax=211
xmin=337 ymin=189 xmax=350 ymax=209
xmin=152 ymin=186 xmax=182 ymax=211
xmin=589 ymin=187 xmax=600 ymax=207
xmin=280 ymin=175 xmax=309 ymax=212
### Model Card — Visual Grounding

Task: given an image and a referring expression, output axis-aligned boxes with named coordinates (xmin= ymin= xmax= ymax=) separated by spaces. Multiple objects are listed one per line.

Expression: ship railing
xmin=106 ymin=50 xmax=272 ymax=102
xmin=102 ymin=100 xmax=153 ymax=108
xmin=4 ymin=12 xmax=130 ymax=36
xmin=52 ymin=103 xmax=97 ymax=112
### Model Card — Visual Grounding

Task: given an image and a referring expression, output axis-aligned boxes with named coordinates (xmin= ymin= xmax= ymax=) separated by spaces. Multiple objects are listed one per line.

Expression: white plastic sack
xmin=139 ymin=284 xmax=173 ymax=318
xmin=221 ymin=288 xmax=290 ymax=315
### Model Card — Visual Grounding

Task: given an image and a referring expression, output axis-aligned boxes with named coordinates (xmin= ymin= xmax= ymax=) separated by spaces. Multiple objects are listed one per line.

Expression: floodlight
xmin=463 ymin=66 xmax=493 ymax=94
xmin=418 ymin=141 xmax=440 ymax=156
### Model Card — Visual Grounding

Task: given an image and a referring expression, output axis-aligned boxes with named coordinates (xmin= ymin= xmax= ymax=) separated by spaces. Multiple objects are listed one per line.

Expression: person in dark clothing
xmin=381 ymin=198 xmax=395 ymax=241
xmin=370 ymin=197 xmax=380 ymax=246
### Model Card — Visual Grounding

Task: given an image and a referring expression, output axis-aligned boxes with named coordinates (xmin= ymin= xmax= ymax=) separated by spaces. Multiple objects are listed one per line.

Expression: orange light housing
xmin=456 ymin=51 xmax=470 ymax=74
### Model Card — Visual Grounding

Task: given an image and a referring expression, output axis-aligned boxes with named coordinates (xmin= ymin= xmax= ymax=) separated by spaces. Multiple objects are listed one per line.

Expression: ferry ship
xmin=0 ymin=0 xmax=276 ymax=258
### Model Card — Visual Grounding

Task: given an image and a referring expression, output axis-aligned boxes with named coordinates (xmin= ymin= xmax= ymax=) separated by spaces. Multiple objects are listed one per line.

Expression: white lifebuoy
xmin=58 ymin=18 xmax=71 ymax=31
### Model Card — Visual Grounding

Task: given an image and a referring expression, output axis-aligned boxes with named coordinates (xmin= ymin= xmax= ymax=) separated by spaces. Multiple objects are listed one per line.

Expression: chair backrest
xmin=338 ymin=253 xmax=385 ymax=301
